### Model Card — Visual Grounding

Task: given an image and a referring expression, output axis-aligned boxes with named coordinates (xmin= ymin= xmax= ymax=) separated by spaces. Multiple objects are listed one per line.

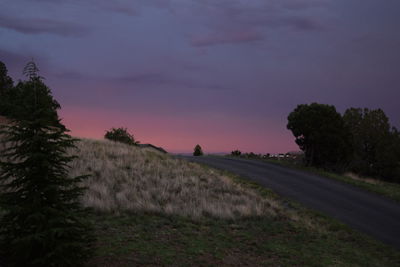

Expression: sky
xmin=1 ymin=0 xmax=399 ymax=153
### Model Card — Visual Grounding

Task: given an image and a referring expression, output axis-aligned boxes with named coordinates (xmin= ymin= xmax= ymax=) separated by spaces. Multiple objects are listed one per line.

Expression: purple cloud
xmin=0 ymin=15 xmax=90 ymax=37
xmin=115 ymin=72 xmax=231 ymax=91
xmin=29 ymin=0 xmax=138 ymax=16
xmin=283 ymin=17 xmax=325 ymax=31
xmin=172 ymin=1 xmax=328 ymax=47
xmin=281 ymin=0 xmax=331 ymax=10
xmin=108 ymin=5 xmax=138 ymax=16
xmin=191 ymin=30 xmax=264 ymax=47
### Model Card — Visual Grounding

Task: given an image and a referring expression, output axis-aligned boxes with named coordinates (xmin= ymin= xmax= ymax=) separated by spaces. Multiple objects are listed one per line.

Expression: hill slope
xmin=70 ymin=139 xmax=276 ymax=219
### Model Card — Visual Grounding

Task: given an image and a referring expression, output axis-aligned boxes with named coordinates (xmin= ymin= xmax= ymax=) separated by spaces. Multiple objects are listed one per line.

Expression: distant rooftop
xmin=137 ymin=143 xmax=168 ymax=154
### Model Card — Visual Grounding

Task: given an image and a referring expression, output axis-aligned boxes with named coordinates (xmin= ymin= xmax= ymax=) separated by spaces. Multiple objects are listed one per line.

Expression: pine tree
xmin=0 ymin=61 xmax=13 ymax=93
xmin=0 ymin=61 xmax=15 ymax=116
xmin=0 ymin=62 xmax=93 ymax=266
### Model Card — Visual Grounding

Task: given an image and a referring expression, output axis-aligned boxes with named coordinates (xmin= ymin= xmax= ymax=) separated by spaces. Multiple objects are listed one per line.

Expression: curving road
xmin=183 ymin=156 xmax=400 ymax=249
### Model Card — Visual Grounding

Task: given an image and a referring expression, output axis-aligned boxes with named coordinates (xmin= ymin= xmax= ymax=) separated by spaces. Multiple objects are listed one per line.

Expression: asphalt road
xmin=183 ymin=156 xmax=400 ymax=249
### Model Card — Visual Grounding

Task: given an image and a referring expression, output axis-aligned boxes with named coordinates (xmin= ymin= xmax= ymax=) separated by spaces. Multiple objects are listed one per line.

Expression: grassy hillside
xmin=1 ymin=138 xmax=398 ymax=266
xmin=65 ymin=139 xmax=400 ymax=266
xmin=71 ymin=139 xmax=276 ymax=219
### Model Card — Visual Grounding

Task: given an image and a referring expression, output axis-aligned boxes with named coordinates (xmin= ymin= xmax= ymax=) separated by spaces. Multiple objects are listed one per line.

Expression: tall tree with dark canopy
xmin=0 ymin=61 xmax=14 ymax=116
xmin=0 ymin=61 xmax=13 ymax=92
xmin=0 ymin=61 xmax=94 ymax=266
xmin=343 ymin=108 xmax=400 ymax=182
xmin=287 ymin=103 xmax=352 ymax=171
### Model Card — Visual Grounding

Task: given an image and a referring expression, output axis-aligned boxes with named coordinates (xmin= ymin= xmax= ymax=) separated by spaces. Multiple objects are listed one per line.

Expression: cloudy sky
xmin=1 ymin=0 xmax=399 ymax=153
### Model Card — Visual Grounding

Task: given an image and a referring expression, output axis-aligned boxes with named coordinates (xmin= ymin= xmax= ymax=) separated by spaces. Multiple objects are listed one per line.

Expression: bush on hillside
xmin=104 ymin=127 xmax=138 ymax=146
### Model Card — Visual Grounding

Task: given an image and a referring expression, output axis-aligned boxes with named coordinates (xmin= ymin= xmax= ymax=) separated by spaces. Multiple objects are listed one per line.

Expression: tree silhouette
xmin=0 ymin=62 xmax=94 ymax=266
xmin=231 ymin=150 xmax=241 ymax=156
xmin=104 ymin=127 xmax=138 ymax=146
xmin=344 ymin=108 xmax=400 ymax=181
xmin=287 ymin=103 xmax=352 ymax=171
xmin=0 ymin=61 xmax=14 ymax=116
xmin=22 ymin=59 xmax=40 ymax=79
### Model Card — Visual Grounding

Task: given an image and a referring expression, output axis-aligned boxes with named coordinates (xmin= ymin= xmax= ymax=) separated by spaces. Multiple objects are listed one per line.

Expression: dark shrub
xmin=193 ymin=144 xmax=203 ymax=156
xmin=104 ymin=127 xmax=138 ymax=146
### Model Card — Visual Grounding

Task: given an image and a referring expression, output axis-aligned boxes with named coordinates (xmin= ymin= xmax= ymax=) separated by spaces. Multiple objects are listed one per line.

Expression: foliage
xmin=244 ymin=152 xmax=260 ymax=158
xmin=265 ymin=157 xmax=400 ymax=202
xmin=287 ymin=103 xmax=352 ymax=171
xmin=0 ymin=60 xmax=59 ymax=123
xmin=0 ymin=61 xmax=13 ymax=92
xmin=343 ymin=108 xmax=400 ymax=182
xmin=231 ymin=150 xmax=241 ymax=156
xmin=193 ymin=144 xmax=203 ymax=156
xmin=104 ymin=127 xmax=138 ymax=146
xmin=0 ymin=62 xmax=94 ymax=266
xmin=23 ymin=60 xmax=41 ymax=80
xmin=0 ymin=61 xmax=14 ymax=116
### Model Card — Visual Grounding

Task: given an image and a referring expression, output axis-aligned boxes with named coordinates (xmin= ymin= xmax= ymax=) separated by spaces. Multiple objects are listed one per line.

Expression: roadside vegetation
xmin=287 ymin=103 xmax=400 ymax=183
xmin=266 ymin=158 xmax=400 ymax=202
xmin=228 ymin=152 xmax=400 ymax=202
xmin=229 ymin=103 xmax=400 ymax=197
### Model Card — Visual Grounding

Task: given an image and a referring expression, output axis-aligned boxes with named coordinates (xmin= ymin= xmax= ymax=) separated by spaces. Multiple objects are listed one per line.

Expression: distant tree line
xmin=231 ymin=150 xmax=242 ymax=156
xmin=0 ymin=61 xmax=93 ymax=266
xmin=287 ymin=103 xmax=400 ymax=182
xmin=231 ymin=151 xmax=267 ymax=159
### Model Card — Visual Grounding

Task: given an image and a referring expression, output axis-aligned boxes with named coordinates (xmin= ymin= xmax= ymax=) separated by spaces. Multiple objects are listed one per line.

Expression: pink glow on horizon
xmin=59 ymin=106 xmax=298 ymax=154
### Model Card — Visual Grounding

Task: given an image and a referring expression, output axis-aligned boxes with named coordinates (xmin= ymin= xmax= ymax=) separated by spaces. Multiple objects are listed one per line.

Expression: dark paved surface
xmin=182 ymin=156 xmax=400 ymax=249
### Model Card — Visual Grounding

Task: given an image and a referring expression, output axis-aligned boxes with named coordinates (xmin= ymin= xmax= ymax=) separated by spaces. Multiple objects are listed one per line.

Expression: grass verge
xmin=87 ymin=166 xmax=400 ymax=267
xmin=249 ymin=157 xmax=400 ymax=202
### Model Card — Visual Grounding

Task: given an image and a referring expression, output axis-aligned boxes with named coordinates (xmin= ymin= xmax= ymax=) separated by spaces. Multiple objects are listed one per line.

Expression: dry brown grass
xmin=70 ymin=139 xmax=279 ymax=219
xmin=344 ymin=172 xmax=382 ymax=185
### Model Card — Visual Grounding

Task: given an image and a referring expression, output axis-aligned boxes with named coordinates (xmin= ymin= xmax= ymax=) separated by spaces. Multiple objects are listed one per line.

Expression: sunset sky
xmin=1 ymin=0 xmax=399 ymax=153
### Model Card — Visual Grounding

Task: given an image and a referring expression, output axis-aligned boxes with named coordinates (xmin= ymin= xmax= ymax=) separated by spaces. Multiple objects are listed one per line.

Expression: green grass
xmin=251 ymin=157 xmax=400 ymax=202
xmin=88 ymin=212 xmax=400 ymax=267
xmin=87 ymin=168 xmax=400 ymax=267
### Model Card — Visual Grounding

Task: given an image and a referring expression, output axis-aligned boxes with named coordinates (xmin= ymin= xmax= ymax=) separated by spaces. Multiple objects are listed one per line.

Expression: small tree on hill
xmin=104 ymin=127 xmax=138 ymax=146
xmin=0 ymin=61 xmax=94 ymax=266
xmin=193 ymin=144 xmax=203 ymax=156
